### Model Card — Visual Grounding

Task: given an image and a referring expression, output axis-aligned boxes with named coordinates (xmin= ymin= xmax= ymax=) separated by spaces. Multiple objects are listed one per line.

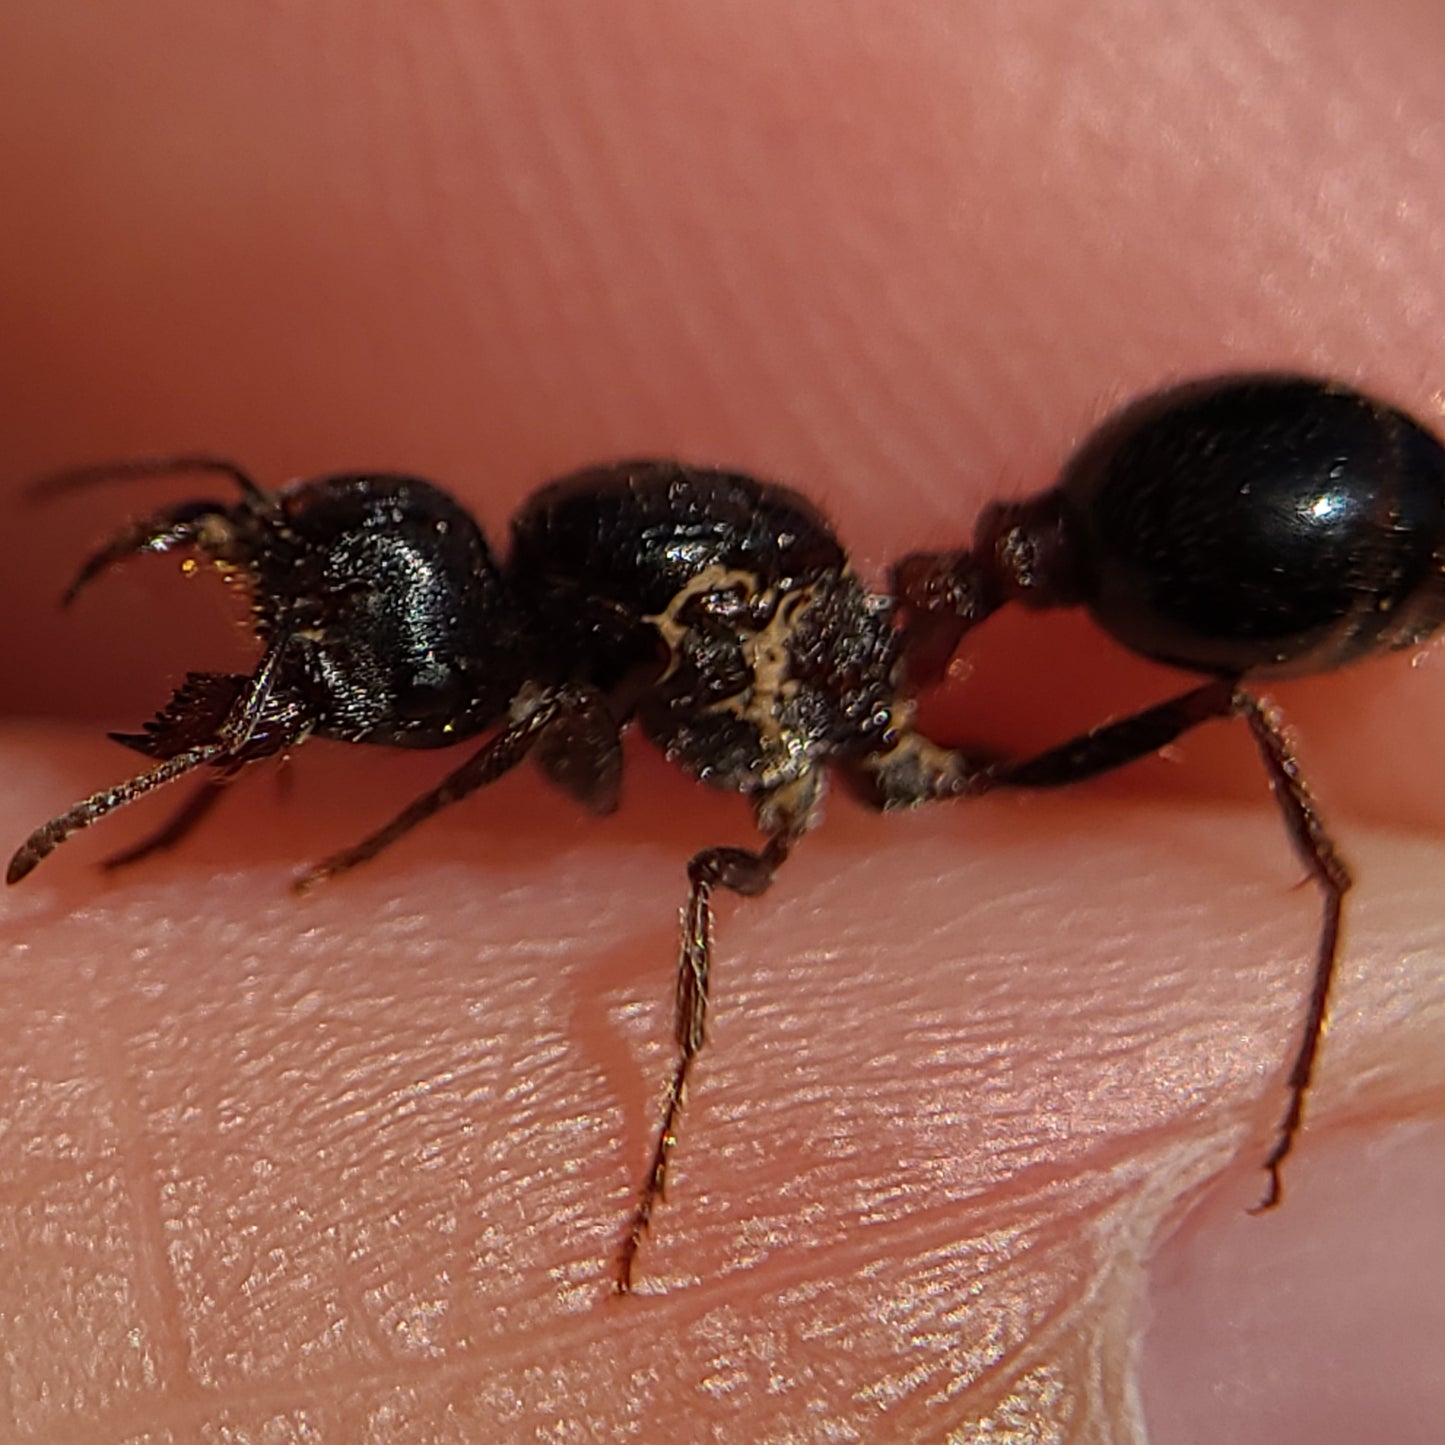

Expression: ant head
xmin=259 ymin=473 xmax=531 ymax=747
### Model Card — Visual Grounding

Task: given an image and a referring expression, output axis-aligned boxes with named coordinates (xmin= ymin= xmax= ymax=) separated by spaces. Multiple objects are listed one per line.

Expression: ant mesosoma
xmin=7 ymin=453 xmax=980 ymax=1291
xmin=896 ymin=372 xmax=1445 ymax=1212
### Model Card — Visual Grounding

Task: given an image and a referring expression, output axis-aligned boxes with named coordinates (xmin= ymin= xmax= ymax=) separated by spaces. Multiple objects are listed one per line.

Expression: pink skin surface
xmin=1 ymin=3 xmax=1444 ymax=1441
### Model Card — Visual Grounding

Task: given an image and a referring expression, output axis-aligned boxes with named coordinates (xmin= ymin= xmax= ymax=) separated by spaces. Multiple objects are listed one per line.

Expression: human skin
xmin=1 ymin=3 xmax=1444 ymax=1442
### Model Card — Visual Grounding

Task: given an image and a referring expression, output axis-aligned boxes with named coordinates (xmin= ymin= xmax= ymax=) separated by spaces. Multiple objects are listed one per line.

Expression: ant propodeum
xmin=10 ymin=372 xmax=1443 ymax=1287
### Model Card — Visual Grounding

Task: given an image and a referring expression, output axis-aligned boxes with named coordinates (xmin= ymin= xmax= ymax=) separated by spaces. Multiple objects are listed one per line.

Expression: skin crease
xmin=1 ymin=2 xmax=1444 ymax=1441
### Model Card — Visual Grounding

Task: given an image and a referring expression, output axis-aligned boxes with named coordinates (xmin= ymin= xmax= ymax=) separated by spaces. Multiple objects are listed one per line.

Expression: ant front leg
xmin=7 ymin=745 xmax=236 ymax=884
xmin=616 ymin=779 xmax=815 ymax=1294
xmin=291 ymin=683 xmax=620 ymax=891
xmin=6 ymin=637 xmax=304 ymax=884
xmin=97 ymin=773 xmax=235 ymax=871
xmin=979 ymin=675 xmax=1352 ymax=1213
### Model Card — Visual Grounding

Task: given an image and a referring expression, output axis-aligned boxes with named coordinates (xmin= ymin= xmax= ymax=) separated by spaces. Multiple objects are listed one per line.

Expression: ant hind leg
xmin=981 ymin=676 xmax=1352 ymax=1212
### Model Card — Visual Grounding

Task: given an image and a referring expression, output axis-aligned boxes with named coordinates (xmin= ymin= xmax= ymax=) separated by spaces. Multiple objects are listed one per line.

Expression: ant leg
xmin=7 ymin=744 xmax=229 ymax=883
xmin=531 ymin=691 xmax=624 ymax=815
xmin=7 ymin=638 xmax=302 ymax=884
xmin=1236 ymin=694 xmax=1352 ymax=1211
xmin=617 ymin=781 xmax=813 ymax=1294
xmin=982 ymin=676 xmax=1240 ymax=788
xmin=99 ymin=773 xmax=234 ymax=871
xmin=292 ymin=684 xmax=618 ymax=891
xmin=981 ymin=676 xmax=1351 ymax=1212
xmin=58 ymin=500 xmax=247 ymax=607
xmin=845 ymin=711 xmax=990 ymax=809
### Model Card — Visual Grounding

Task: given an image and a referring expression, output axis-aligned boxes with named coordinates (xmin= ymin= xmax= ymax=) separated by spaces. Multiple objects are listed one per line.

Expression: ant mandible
xmin=895 ymin=372 xmax=1445 ymax=1212
xmin=8 ymin=454 xmax=983 ymax=1292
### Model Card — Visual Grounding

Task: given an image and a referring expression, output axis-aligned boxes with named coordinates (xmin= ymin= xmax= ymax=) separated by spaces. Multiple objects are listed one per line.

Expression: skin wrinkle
xmin=1 ymin=2 xmax=1444 ymax=1442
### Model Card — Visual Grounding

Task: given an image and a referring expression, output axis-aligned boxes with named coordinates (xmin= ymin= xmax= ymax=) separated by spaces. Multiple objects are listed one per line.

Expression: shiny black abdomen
xmin=1058 ymin=376 xmax=1445 ymax=677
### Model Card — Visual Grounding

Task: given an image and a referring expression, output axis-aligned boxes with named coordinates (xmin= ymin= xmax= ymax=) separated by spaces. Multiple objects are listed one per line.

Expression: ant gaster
xmin=895 ymin=372 xmax=1445 ymax=1211
xmin=9 ymin=455 xmax=982 ymax=1291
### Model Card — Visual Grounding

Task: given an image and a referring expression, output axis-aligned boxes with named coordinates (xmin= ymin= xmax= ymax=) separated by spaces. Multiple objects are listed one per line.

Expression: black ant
xmin=8 ymin=454 xmax=982 ymax=1291
xmin=15 ymin=373 xmax=1438 ymax=1285
xmin=895 ymin=372 xmax=1445 ymax=1213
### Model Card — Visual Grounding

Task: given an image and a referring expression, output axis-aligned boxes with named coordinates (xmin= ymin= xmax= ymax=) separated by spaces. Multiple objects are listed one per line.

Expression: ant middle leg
xmin=616 ymin=779 xmax=816 ymax=1293
xmin=978 ymin=675 xmax=1352 ymax=1211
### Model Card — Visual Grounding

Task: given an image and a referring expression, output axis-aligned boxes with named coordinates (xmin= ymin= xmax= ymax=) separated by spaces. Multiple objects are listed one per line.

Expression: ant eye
xmin=390 ymin=672 xmax=467 ymax=722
